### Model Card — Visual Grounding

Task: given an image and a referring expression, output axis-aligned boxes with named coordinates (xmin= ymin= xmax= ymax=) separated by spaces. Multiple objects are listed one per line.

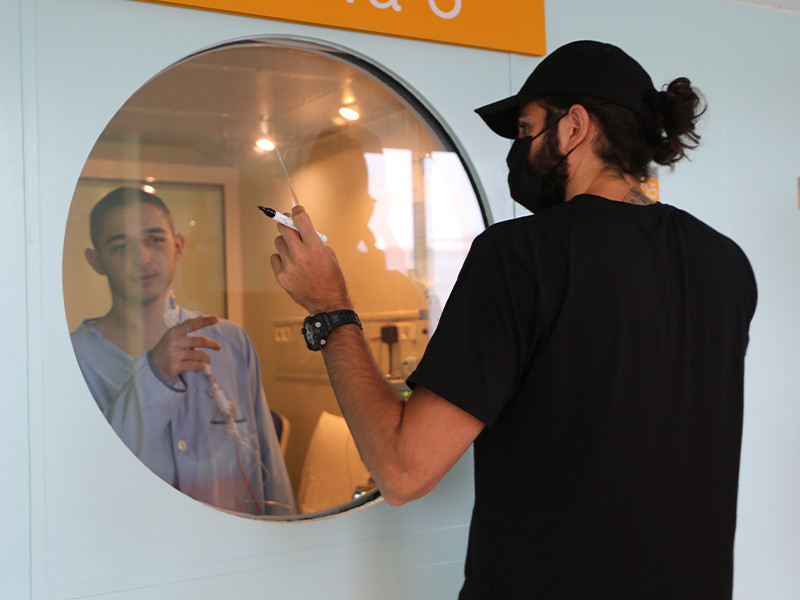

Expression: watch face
xmin=303 ymin=316 xmax=325 ymax=351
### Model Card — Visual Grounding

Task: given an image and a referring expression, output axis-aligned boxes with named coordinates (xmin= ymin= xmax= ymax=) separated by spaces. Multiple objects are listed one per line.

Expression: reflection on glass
xmin=63 ymin=38 xmax=485 ymax=519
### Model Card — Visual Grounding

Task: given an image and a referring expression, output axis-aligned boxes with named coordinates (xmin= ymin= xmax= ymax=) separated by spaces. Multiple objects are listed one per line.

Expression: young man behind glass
xmin=71 ymin=186 xmax=295 ymax=517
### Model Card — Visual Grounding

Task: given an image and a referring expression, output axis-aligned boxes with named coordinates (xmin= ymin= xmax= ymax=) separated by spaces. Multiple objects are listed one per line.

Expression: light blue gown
xmin=71 ymin=308 xmax=296 ymax=516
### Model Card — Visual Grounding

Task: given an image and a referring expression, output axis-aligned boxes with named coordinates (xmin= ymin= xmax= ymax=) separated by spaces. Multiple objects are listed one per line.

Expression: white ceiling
xmin=90 ymin=39 xmax=440 ymax=170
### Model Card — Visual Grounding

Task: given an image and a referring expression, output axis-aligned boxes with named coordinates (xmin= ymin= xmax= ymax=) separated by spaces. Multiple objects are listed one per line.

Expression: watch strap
xmin=320 ymin=309 xmax=362 ymax=332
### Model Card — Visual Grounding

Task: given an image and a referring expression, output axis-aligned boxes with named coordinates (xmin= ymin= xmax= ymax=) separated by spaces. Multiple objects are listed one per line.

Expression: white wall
xmin=2 ymin=0 xmax=798 ymax=598
xmin=1 ymin=0 xmax=32 ymax=598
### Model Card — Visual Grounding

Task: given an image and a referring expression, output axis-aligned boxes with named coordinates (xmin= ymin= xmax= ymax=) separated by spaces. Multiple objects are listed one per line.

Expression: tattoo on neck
xmin=622 ymin=186 xmax=654 ymax=205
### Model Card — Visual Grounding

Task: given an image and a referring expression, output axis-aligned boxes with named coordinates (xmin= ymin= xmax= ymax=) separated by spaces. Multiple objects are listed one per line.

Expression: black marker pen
xmin=258 ymin=206 xmax=328 ymax=243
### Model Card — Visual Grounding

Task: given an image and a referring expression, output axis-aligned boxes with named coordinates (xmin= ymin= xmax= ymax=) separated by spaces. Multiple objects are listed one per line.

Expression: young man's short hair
xmin=89 ymin=186 xmax=174 ymax=249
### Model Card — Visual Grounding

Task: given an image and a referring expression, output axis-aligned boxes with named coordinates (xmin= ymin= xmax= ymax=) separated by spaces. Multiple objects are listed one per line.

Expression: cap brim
xmin=475 ymin=94 xmax=527 ymax=139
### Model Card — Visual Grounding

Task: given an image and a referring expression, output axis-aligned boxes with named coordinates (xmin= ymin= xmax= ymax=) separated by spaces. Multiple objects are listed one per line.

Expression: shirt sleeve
xmin=407 ymin=225 xmax=539 ymax=427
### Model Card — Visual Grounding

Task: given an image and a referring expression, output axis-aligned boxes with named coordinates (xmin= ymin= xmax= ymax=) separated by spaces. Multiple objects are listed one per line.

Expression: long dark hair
xmin=540 ymin=77 xmax=706 ymax=180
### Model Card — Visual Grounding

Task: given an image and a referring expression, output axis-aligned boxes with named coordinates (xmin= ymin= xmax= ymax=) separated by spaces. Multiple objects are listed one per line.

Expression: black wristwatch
xmin=302 ymin=310 xmax=362 ymax=351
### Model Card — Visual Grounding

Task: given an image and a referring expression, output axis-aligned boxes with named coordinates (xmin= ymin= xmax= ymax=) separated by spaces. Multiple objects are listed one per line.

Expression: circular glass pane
xmin=63 ymin=37 xmax=485 ymax=520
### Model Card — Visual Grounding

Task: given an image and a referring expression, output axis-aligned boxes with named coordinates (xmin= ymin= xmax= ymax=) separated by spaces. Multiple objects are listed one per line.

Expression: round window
xmin=63 ymin=37 xmax=485 ymax=520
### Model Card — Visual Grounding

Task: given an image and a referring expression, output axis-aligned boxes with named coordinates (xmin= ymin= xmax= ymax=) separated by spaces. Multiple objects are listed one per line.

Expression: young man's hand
xmin=270 ymin=205 xmax=353 ymax=315
xmin=149 ymin=315 xmax=221 ymax=381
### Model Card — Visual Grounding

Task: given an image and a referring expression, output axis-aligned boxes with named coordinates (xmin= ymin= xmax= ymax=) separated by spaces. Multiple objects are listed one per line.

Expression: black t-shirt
xmin=408 ymin=195 xmax=757 ymax=599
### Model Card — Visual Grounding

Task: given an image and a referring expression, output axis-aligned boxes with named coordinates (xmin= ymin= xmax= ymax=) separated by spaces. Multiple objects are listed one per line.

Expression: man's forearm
xmin=320 ymin=322 xmax=483 ymax=505
xmin=320 ymin=323 xmax=421 ymax=504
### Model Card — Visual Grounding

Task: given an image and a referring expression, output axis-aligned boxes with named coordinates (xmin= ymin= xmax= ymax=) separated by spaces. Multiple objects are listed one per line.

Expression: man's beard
xmin=529 ymin=128 xmax=569 ymax=205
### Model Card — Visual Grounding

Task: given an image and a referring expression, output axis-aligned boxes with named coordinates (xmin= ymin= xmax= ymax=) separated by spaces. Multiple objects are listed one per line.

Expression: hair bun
xmin=650 ymin=77 xmax=705 ymax=167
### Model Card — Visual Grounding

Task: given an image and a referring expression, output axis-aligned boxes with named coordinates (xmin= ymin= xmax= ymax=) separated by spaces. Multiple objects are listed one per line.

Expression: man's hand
xmin=270 ymin=205 xmax=352 ymax=314
xmin=149 ymin=315 xmax=221 ymax=381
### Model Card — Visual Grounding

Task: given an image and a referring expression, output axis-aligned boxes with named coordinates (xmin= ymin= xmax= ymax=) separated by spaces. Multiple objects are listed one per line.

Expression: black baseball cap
xmin=475 ymin=40 xmax=657 ymax=139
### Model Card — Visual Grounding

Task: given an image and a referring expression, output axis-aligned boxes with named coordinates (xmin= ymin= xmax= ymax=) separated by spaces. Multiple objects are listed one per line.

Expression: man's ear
xmin=84 ymin=248 xmax=106 ymax=275
xmin=174 ymin=233 xmax=186 ymax=260
xmin=561 ymin=104 xmax=593 ymax=153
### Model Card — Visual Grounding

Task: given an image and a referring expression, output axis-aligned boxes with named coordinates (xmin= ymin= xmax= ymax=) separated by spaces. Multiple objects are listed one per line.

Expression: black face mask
xmin=505 ymin=114 xmax=569 ymax=213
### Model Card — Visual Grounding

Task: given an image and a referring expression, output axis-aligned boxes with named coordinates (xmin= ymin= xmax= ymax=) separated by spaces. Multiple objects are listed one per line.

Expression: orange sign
xmin=135 ymin=0 xmax=546 ymax=56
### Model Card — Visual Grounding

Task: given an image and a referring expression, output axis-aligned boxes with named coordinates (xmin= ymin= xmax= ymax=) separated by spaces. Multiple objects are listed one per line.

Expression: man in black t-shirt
xmin=270 ymin=40 xmax=757 ymax=598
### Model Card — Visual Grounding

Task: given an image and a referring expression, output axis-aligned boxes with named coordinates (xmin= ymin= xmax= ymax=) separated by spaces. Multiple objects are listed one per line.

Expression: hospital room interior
xmin=4 ymin=0 xmax=800 ymax=598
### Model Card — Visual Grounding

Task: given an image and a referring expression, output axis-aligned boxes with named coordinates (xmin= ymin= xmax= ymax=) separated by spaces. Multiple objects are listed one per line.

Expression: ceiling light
xmin=338 ymin=107 xmax=360 ymax=121
xmin=256 ymin=138 xmax=276 ymax=151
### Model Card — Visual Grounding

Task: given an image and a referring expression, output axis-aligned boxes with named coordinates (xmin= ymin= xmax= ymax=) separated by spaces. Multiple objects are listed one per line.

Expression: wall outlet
xmin=274 ymin=326 xmax=292 ymax=343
